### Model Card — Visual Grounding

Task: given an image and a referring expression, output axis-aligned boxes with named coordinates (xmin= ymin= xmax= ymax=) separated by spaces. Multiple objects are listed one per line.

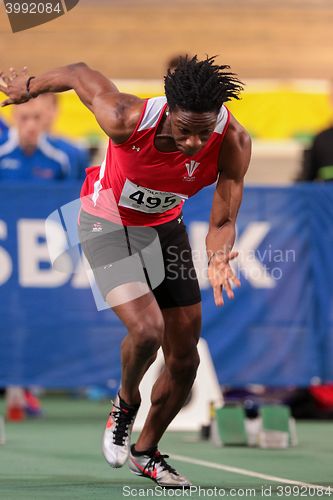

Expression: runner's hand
xmin=208 ymin=251 xmax=241 ymax=307
xmin=0 ymin=67 xmax=31 ymax=107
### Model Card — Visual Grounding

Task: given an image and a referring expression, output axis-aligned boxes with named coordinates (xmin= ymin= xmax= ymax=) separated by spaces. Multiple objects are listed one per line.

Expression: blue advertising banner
xmin=0 ymin=183 xmax=332 ymax=387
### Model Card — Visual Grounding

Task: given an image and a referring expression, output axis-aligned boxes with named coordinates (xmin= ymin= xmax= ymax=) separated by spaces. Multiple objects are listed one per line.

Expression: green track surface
xmin=0 ymin=397 xmax=332 ymax=500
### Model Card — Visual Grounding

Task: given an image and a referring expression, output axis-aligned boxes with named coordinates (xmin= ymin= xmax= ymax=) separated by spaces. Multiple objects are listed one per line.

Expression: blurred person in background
xmin=298 ymin=128 xmax=333 ymax=182
xmin=38 ymin=93 xmax=90 ymax=179
xmin=297 ymin=82 xmax=333 ymax=182
xmin=0 ymin=96 xmax=77 ymax=181
xmin=167 ymin=54 xmax=189 ymax=73
xmin=287 ymin=384 xmax=333 ymax=419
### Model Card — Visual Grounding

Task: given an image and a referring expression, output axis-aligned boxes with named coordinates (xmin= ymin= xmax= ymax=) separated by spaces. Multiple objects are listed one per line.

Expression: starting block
xmin=259 ymin=404 xmax=298 ymax=448
xmin=211 ymin=404 xmax=297 ymax=449
xmin=215 ymin=406 xmax=248 ymax=446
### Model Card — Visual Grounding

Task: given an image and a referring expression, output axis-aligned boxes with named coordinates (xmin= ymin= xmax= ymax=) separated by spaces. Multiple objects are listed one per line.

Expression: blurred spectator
xmin=0 ymin=97 xmax=73 ymax=181
xmin=167 ymin=53 xmax=190 ymax=73
xmin=0 ymin=95 xmax=91 ymax=181
xmin=297 ymin=84 xmax=333 ymax=182
xmin=287 ymin=384 xmax=333 ymax=419
xmin=38 ymin=93 xmax=90 ymax=179
xmin=298 ymin=129 xmax=333 ymax=182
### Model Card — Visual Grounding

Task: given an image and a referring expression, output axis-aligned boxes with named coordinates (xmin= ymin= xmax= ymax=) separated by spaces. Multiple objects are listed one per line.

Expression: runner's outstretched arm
xmin=206 ymin=115 xmax=251 ymax=306
xmin=0 ymin=64 xmax=143 ymax=142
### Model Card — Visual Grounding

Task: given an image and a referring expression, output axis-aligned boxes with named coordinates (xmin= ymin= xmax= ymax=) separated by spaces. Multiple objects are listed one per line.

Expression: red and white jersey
xmin=81 ymin=96 xmax=230 ymax=226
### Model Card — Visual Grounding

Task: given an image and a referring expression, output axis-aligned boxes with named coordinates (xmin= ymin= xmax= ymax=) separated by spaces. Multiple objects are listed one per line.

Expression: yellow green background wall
xmin=2 ymin=80 xmax=332 ymax=141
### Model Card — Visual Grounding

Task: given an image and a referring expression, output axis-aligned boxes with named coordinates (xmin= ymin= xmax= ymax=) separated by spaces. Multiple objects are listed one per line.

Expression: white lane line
xmin=171 ymin=454 xmax=333 ymax=494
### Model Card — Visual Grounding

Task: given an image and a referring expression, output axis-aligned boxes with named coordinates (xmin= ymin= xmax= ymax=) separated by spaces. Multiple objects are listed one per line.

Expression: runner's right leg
xmin=103 ymin=285 xmax=164 ymax=468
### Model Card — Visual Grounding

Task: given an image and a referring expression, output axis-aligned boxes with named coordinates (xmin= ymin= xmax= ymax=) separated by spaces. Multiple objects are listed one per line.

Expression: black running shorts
xmin=78 ymin=210 xmax=201 ymax=309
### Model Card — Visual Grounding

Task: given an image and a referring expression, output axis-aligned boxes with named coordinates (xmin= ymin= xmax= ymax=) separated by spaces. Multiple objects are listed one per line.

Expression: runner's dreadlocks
xmin=164 ymin=55 xmax=243 ymax=113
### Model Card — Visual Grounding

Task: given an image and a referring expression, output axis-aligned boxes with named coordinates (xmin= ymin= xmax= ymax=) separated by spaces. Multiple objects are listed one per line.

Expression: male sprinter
xmin=0 ymin=56 xmax=251 ymax=488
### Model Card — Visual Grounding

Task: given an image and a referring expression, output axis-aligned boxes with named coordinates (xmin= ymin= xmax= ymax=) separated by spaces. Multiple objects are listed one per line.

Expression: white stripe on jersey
xmin=138 ymin=96 xmax=167 ymax=131
xmin=92 ymin=155 xmax=107 ymax=206
xmin=214 ymin=106 xmax=229 ymax=134
xmin=0 ymin=129 xmax=19 ymax=156
xmin=38 ymin=135 xmax=71 ymax=176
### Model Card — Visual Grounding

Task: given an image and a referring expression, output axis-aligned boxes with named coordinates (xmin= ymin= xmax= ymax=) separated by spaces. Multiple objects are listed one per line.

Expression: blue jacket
xmin=0 ymin=118 xmax=9 ymax=141
xmin=0 ymin=129 xmax=89 ymax=181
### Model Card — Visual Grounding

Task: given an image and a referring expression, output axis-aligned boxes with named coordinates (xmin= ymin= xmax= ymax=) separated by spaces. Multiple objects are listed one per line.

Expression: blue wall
xmin=0 ymin=183 xmax=332 ymax=387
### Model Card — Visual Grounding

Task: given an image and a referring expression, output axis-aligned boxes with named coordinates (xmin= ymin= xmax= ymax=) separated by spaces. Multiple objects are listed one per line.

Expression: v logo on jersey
xmin=185 ymin=160 xmax=200 ymax=177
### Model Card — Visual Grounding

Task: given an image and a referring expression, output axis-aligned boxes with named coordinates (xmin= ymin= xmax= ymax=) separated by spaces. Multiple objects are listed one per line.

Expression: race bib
xmin=119 ymin=179 xmax=187 ymax=214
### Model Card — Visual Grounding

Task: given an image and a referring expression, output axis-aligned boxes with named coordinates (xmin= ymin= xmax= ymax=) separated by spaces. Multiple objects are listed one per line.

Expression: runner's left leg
xmin=134 ymin=302 xmax=201 ymax=451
